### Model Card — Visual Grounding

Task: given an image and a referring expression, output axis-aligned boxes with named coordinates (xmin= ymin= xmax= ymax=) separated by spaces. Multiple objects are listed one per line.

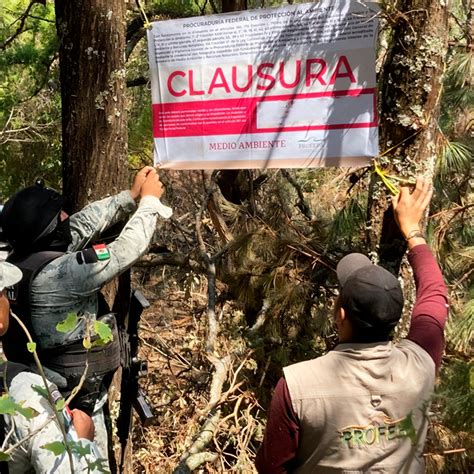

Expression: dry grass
xmin=131 ymin=271 xmax=264 ymax=473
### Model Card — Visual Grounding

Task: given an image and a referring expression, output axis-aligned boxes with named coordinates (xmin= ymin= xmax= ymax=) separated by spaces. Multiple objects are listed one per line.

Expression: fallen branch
xmin=173 ymin=411 xmax=221 ymax=473
xmin=136 ymin=252 xmax=203 ymax=273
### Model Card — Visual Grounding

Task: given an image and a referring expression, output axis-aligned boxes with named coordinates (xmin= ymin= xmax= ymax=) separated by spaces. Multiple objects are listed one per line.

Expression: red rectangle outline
xmin=152 ymin=88 xmax=378 ymax=137
xmin=255 ymin=88 xmax=377 ymax=132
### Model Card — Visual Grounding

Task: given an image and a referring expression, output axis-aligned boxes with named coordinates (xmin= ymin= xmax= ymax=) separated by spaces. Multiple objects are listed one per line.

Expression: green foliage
xmin=92 ymin=320 xmax=113 ymax=346
xmin=328 ymin=196 xmax=366 ymax=249
xmin=40 ymin=440 xmax=66 ymax=456
xmin=0 ymin=1 xmax=58 ymax=110
xmin=55 ymin=313 xmax=78 ymax=333
xmin=86 ymin=457 xmax=110 ymax=473
xmin=82 ymin=336 xmax=92 ymax=350
xmin=0 ymin=394 xmax=37 ymax=419
xmin=0 ymin=1 xmax=61 ymax=200
xmin=437 ymin=140 xmax=472 ymax=180
xmin=0 ymin=452 xmax=10 ymax=462
xmin=26 ymin=341 xmax=36 ymax=353
xmin=55 ymin=399 xmax=65 ymax=411
xmin=70 ymin=440 xmax=91 ymax=457
xmin=31 ymin=384 xmax=49 ymax=399
xmin=448 ymin=291 xmax=474 ymax=353
xmin=437 ymin=359 xmax=474 ymax=432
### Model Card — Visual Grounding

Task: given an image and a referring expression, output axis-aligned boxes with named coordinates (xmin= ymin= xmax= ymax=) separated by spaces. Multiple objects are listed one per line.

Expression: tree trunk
xmin=55 ymin=2 xmax=130 ymax=472
xmin=222 ymin=0 xmax=247 ymax=12
xmin=367 ymin=0 xmax=450 ymax=273
xmin=55 ymin=0 xmax=128 ymax=212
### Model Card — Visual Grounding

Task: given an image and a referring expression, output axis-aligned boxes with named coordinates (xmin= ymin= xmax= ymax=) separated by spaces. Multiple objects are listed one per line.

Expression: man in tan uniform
xmin=256 ymin=178 xmax=448 ymax=473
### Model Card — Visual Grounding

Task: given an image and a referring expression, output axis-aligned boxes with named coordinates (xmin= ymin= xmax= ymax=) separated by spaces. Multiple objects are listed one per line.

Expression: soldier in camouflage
xmin=0 ymin=166 xmax=171 ymax=466
xmin=0 ymin=261 xmax=105 ymax=473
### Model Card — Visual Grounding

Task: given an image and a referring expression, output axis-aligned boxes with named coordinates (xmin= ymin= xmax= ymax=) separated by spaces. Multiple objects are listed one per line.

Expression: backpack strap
xmin=3 ymin=251 xmax=63 ymax=364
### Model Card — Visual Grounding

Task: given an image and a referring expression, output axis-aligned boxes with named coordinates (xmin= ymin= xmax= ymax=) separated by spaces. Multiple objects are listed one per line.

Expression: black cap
xmin=1 ymin=182 xmax=63 ymax=252
xmin=336 ymin=253 xmax=403 ymax=330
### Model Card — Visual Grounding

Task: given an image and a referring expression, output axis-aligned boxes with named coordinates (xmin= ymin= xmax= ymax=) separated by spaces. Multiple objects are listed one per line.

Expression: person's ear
xmin=339 ymin=306 xmax=346 ymax=322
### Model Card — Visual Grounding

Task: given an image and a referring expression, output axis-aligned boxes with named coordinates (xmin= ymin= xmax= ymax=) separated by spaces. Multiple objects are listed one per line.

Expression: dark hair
xmin=334 ymin=296 xmax=394 ymax=343
xmin=344 ymin=307 xmax=394 ymax=343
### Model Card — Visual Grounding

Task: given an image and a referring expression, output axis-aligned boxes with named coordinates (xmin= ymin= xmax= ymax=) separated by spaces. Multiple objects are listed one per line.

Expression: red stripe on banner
xmin=152 ymin=88 xmax=377 ymax=138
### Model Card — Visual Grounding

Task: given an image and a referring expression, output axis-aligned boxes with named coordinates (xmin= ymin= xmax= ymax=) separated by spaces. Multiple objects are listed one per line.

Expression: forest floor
xmin=131 ymin=268 xmax=263 ymax=474
xmin=129 ymin=265 xmax=473 ymax=473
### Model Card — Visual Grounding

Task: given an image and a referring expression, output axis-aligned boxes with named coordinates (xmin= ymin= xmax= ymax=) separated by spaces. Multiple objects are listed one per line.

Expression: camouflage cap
xmin=0 ymin=261 xmax=22 ymax=291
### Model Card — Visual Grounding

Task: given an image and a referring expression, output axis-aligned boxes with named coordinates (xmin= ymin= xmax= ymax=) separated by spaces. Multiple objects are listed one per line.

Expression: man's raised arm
xmin=393 ymin=178 xmax=449 ymax=369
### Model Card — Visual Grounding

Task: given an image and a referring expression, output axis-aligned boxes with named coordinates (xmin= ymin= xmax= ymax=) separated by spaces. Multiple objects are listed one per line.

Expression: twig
xmin=136 ymin=252 xmax=202 ymax=273
xmin=1 ymin=423 xmax=15 ymax=451
xmin=200 ymin=354 xmax=233 ymax=414
xmin=10 ymin=312 xmax=74 ymax=473
xmin=3 ymin=415 xmax=55 ymax=455
xmin=423 ymin=448 xmax=466 ymax=456
xmin=195 ymin=183 xmax=219 ymax=353
xmin=281 ymin=169 xmax=314 ymax=221
xmin=65 ymin=359 xmax=89 ymax=406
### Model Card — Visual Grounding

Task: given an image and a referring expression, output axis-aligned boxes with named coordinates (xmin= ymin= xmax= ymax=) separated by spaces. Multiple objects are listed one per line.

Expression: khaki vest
xmin=284 ymin=340 xmax=435 ymax=473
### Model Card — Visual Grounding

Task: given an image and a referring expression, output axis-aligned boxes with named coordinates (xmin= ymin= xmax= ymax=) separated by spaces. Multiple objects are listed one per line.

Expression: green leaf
xmin=0 ymin=393 xmax=37 ymax=419
xmin=14 ymin=404 xmax=38 ymax=420
xmin=55 ymin=399 xmax=65 ymax=411
xmin=27 ymin=342 xmax=36 ymax=353
xmin=32 ymin=385 xmax=49 ymax=399
xmin=0 ymin=395 xmax=19 ymax=415
xmin=41 ymin=441 xmax=66 ymax=456
xmin=93 ymin=320 xmax=113 ymax=345
xmin=0 ymin=451 xmax=10 ymax=461
xmin=70 ymin=440 xmax=91 ymax=457
xmin=86 ymin=458 xmax=109 ymax=472
xmin=56 ymin=313 xmax=78 ymax=333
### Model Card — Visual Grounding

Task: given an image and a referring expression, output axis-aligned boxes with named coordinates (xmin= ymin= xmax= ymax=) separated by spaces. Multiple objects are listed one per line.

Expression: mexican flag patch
xmin=93 ymin=243 xmax=111 ymax=261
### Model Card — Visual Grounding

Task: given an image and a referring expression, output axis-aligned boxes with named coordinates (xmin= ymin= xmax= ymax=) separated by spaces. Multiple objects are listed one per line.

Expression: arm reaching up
xmin=393 ymin=177 xmax=448 ymax=370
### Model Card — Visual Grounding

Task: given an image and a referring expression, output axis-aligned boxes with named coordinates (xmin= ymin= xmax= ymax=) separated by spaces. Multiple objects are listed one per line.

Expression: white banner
xmin=147 ymin=1 xmax=379 ymax=169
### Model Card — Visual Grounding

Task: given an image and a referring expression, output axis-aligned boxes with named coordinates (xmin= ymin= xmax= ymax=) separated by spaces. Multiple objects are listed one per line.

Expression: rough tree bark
xmin=54 ymin=1 xmax=130 ymax=472
xmin=55 ymin=0 xmax=128 ymax=212
xmin=368 ymin=0 xmax=450 ymax=272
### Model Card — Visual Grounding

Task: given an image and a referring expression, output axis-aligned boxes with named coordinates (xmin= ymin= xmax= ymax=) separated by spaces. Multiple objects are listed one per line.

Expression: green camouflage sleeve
xmin=5 ymin=372 xmax=106 ymax=473
xmin=69 ymin=190 xmax=137 ymax=251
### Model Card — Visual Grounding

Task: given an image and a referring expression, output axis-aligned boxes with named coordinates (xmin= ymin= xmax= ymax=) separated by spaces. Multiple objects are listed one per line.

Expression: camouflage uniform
xmin=5 ymin=370 xmax=105 ymax=473
xmin=30 ymin=191 xmax=171 ymax=348
xmin=26 ymin=191 xmax=171 ymax=464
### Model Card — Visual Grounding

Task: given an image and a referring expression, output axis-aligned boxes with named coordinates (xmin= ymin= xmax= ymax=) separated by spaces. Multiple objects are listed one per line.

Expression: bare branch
xmin=281 ymin=170 xmax=314 ymax=221
xmin=173 ymin=411 xmax=221 ymax=473
xmin=135 ymin=252 xmax=203 ymax=273
xmin=1 ymin=0 xmax=46 ymax=51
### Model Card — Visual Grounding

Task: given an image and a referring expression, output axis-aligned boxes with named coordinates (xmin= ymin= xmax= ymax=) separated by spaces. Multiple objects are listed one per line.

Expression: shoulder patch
xmin=93 ymin=243 xmax=111 ymax=261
